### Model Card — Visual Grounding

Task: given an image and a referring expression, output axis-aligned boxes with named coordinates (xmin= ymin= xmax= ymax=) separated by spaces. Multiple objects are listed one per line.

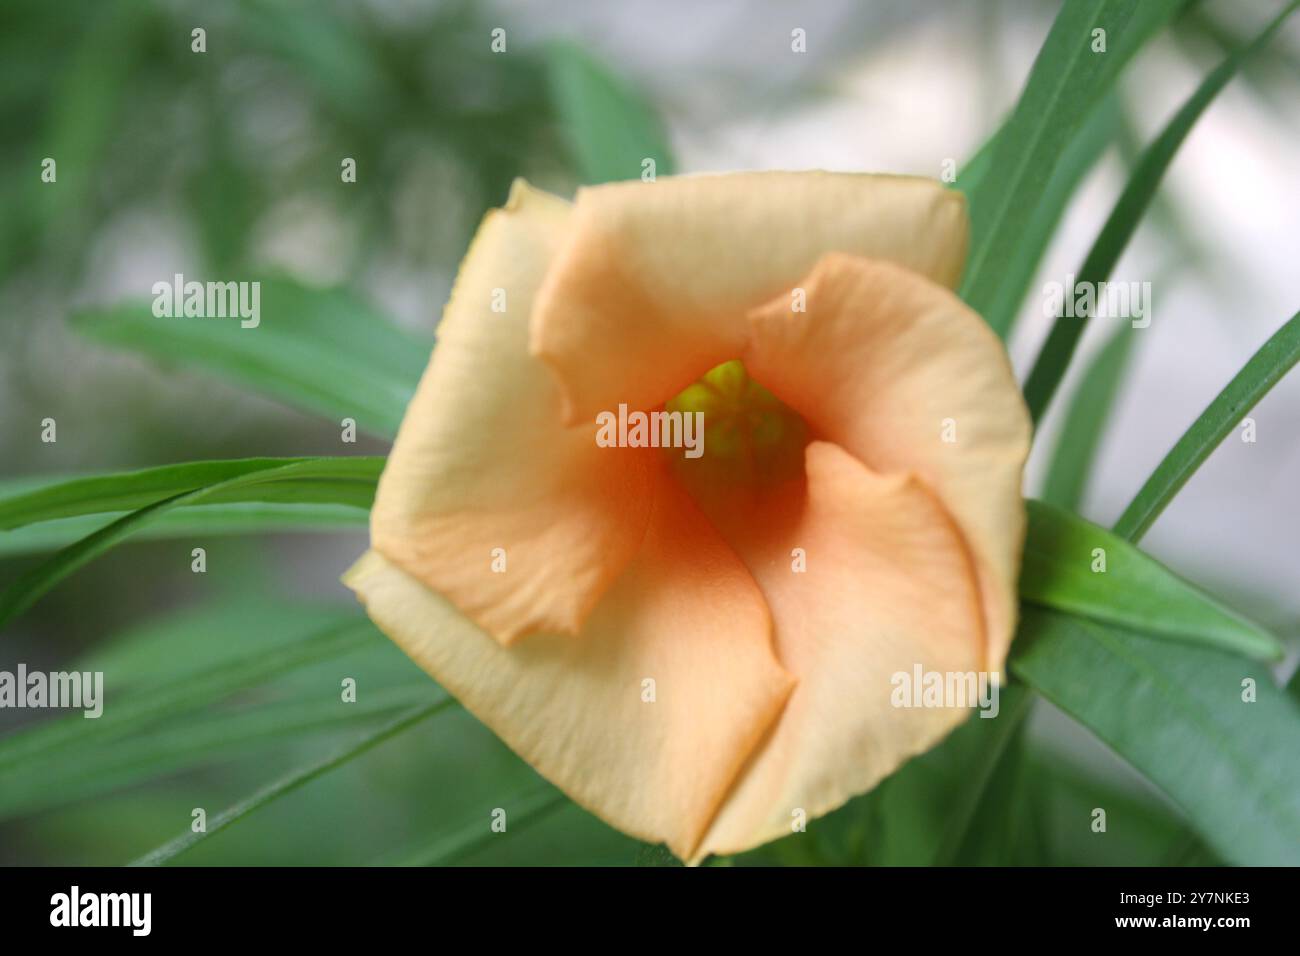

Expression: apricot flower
xmin=344 ymin=172 xmax=1031 ymax=862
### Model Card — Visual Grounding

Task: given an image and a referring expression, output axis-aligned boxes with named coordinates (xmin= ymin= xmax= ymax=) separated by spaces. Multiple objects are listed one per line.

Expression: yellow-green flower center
xmin=665 ymin=360 xmax=810 ymax=493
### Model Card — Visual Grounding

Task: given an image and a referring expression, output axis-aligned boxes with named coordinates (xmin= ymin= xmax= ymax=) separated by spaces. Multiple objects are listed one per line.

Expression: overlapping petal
xmin=692 ymin=441 xmax=985 ymax=857
xmin=347 ymin=469 xmax=794 ymax=860
xmin=369 ymin=181 xmax=655 ymax=644
xmin=530 ymin=172 xmax=968 ymax=424
xmin=744 ymin=253 xmax=1031 ymax=668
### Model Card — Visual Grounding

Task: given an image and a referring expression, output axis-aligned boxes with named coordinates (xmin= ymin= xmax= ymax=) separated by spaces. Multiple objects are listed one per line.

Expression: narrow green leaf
xmin=0 ymin=457 xmax=381 ymax=530
xmin=1032 ymin=130 xmax=1186 ymax=518
xmin=1028 ymin=747 xmax=1198 ymax=865
xmin=961 ymin=0 xmax=1187 ymax=337
xmin=1022 ymin=2 xmax=1299 ymax=421
xmin=0 ymin=502 xmax=367 ymax=557
xmin=130 ymin=699 xmax=451 ymax=866
xmin=1014 ymin=313 xmax=1300 ymax=865
xmin=953 ymin=128 xmax=998 ymax=198
xmin=1020 ymin=500 xmax=1280 ymax=660
xmin=1012 ymin=606 xmax=1300 ymax=866
xmin=942 ymin=718 xmax=1038 ymax=865
xmin=0 ymin=458 xmax=381 ymax=628
xmin=0 ymin=616 xmax=371 ymax=773
xmin=27 ymin=5 xmax=146 ymax=260
xmin=386 ymin=788 xmax=569 ymax=866
xmin=0 ymin=685 xmax=439 ymax=822
xmin=977 ymin=3 xmax=1294 ymax=848
xmin=75 ymin=596 xmax=364 ymax=689
xmin=976 ymin=96 xmax=1122 ymax=337
xmin=927 ymin=686 xmax=1034 ymax=865
xmin=237 ymin=0 xmax=397 ymax=124
xmin=71 ymin=278 xmax=429 ymax=439
xmin=1114 ymin=310 xmax=1300 ymax=540
xmin=0 ymin=596 xmax=440 ymax=822
xmin=545 ymin=40 xmax=674 ymax=185
xmin=1041 ymin=324 xmax=1138 ymax=510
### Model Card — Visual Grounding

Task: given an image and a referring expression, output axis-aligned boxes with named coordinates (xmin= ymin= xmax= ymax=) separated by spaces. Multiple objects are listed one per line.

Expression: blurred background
xmin=1 ymin=0 xmax=1297 ymax=864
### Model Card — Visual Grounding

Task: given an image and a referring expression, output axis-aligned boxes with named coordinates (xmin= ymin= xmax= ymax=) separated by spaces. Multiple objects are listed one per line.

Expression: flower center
xmin=664 ymin=360 xmax=810 ymax=502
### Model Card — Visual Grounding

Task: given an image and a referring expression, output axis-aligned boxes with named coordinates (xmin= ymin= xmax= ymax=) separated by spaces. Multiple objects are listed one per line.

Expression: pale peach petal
xmin=530 ymin=172 xmax=968 ymax=424
xmin=370 ymin=180 xmax=656 ymax=644
xmin=744 ymin=253 xmax=1030 ymax=669
xmin=345 ymin=475 xmax=794 ymax=861
xmin=697 ymin=441 xmax=985 ymax=857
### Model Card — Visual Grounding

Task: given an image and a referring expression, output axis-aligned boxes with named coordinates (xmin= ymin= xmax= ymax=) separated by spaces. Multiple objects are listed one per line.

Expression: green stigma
xmin=665 ymin=359 xmax=809 ymax=489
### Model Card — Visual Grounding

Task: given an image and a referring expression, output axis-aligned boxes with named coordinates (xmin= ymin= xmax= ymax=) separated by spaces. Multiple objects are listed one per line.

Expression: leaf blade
xmin=961 ymin=0 xmax=1187 ymax=337
xmin=0 ymin=502 xmax=368 ymax=557
xmin=0 ymin=456 xmax=382 ymax=530
xmin=1012 ymin=606 xmax=1300 ymax=866
xmin=71 ymin=278 xmax=428 ymax=439
xmin=129 ymin=699 xmax=451 ymax=866
xmin=1114 ymin=310 xmax=1300 ymax=540
xmin=0 ymin=458 xmax=381 ymax=628
xmin=1020 ymin=500 xmax=1281 ymax=660
xmin=0 ymin=616 xmax=371 ymax=774
xmin=545 ymin=40 xmax=674 ymax=185
xmin=1040 ymin=324 xmax=1139 ymax=510
xmin=1022 ymin=2 xmax=1300 ymax=421
xmin=973 ymin=96 xmax=1122 ymax=337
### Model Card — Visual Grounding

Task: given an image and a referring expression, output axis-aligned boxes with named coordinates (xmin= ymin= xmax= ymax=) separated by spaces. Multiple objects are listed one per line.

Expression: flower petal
xmin=370 ymin=180 xmax=656 ymax=644
xmin=743 ymin=253 xmax=1031 ymax=669
xmin=530 ymin=172 xmax=968 ymax=423
xmin=697 ymin=441 xmax=986 ymax=857
xmin=345 ymin=474 xmax=795 ymax=862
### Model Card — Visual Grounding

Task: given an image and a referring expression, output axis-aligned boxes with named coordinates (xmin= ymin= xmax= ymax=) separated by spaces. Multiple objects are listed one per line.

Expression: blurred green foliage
xmin=0 ymin=0 xmax=622 ymax=866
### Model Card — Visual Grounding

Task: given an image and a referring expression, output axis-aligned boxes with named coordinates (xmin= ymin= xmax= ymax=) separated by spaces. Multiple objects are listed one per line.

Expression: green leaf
xmin=130 ymin=699 xmax=451 ymax=866
xmin=0 ymin=502 xmax=367 ymax=557
xmin=26 ymin=4 xmax=147 ymax=262
xmin=1113 ymin=310 xmax=1300 ymax=540
xmin=0 ymin=616 xmax=370 ymax=774
xmin=0 ymin=686 xmax=438 ymax=822
xmin=545 ymin=40 xmax=674 ymax=185
xmin=1020 ymin=500 xmax=1280 ymax=660
xmin=237 ymin=0 xmax=397 ymax=124
xmin=1013 ymin=311 xmax=1300 ymax=866
xmin=382 ymin=787 xmax=569 ymax=866
xmin=1040 ymin=324 xmax=1139 ymax=511
xmin=925 ymin=685 xmax=1035 ymax=865
xmin=75 ymin=594 xmax=362 ymax=688
xmin=0 ymin=458 xmax=381 ymax=628
xmin=953 ymin=128 xmax=998 ymax=198
xmin=0 ymin=457 xmax=381 ymax=530
xmin=972 ymin=96 xmax=1122 ymax=337
xmin=71 ymin=278 xmax=429 ymax=439
xmin=960 ymin=0 xmax=1188 ymax=337
xmin=1023 ymin=747 xmax=1196 ymax=865
xmin=941 ymin=718 xmax=1040 ymax=865
xmin=1022 ymin=1 xmax=1299 ymax=421
xmin=0 ymin=593 xmax=445 ymax=822
xmin=1012 ymin=606 xmax=1300 ymax=866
